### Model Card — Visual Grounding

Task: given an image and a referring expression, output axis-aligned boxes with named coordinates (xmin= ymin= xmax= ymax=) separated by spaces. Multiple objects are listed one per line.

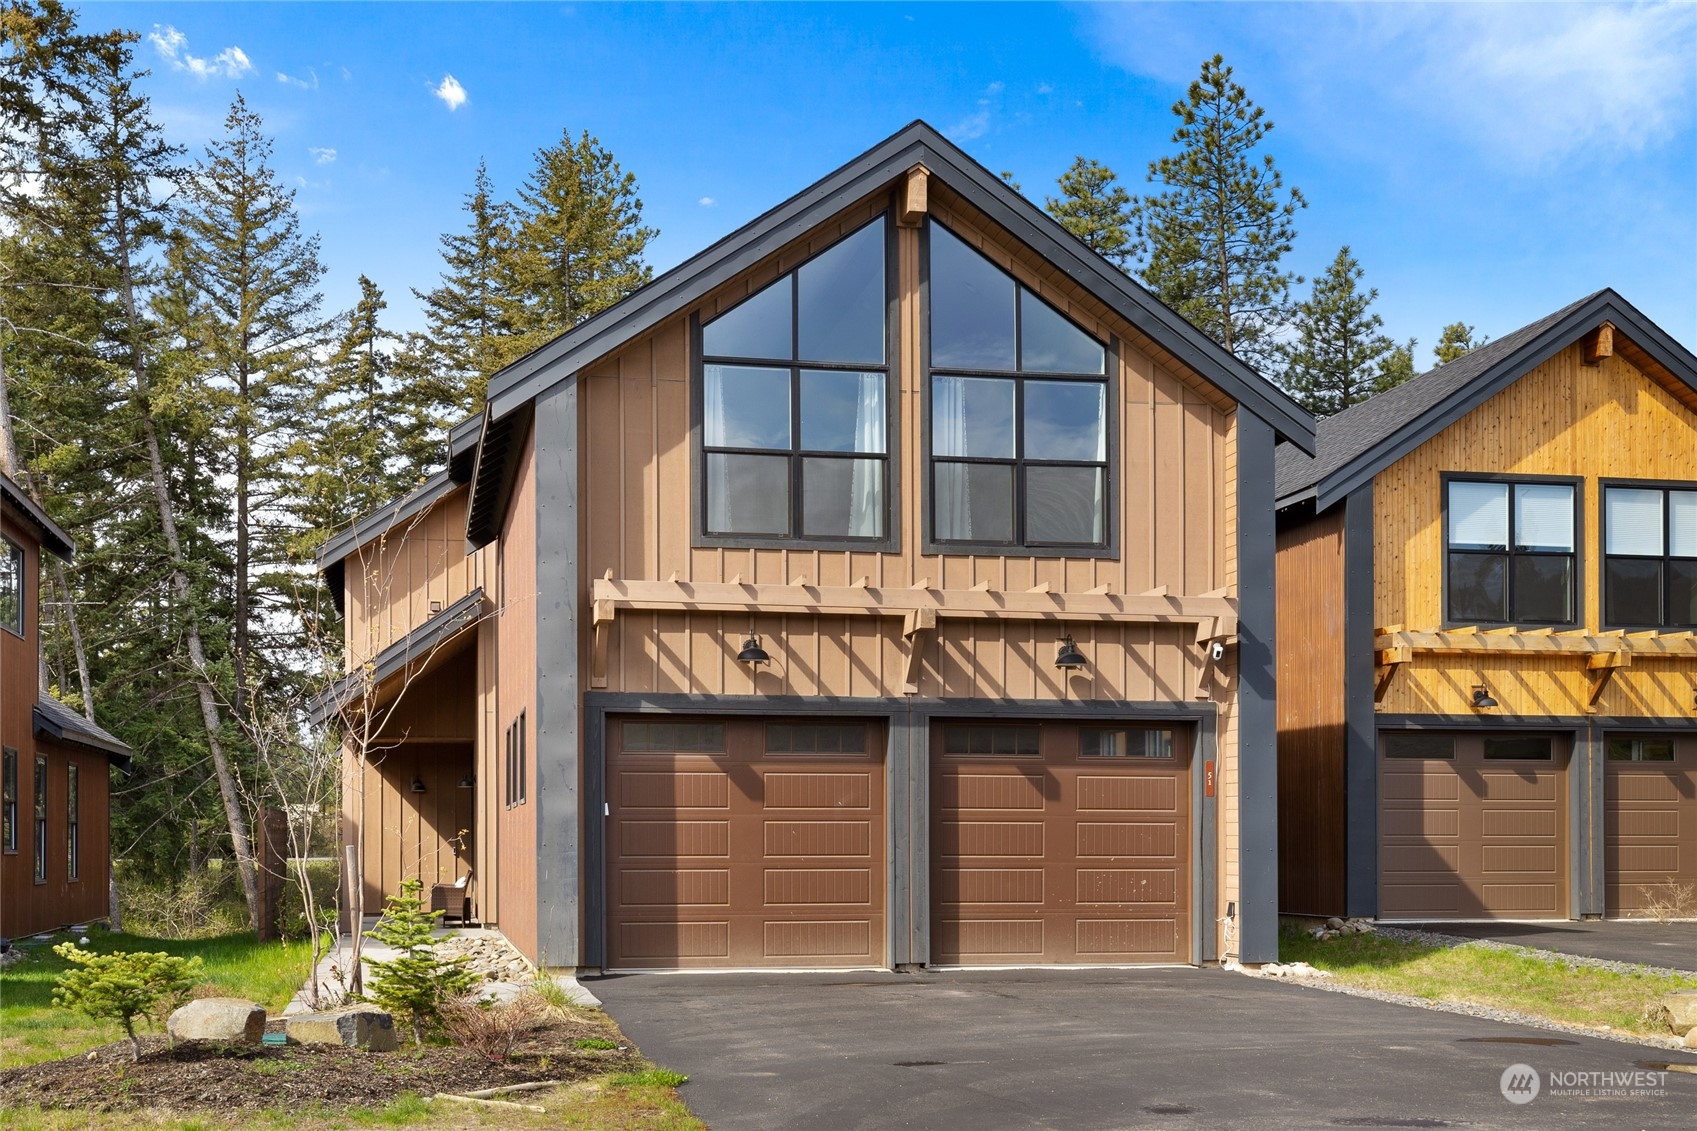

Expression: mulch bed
xmin=0 ymin=1014 xmax=642 ymax=1113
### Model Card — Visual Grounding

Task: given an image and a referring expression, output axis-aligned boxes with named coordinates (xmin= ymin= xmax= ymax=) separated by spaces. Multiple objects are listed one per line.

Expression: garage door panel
xmin=939 ymin=773 xmax=1045 ymax=810
xmin=1480 ymin=884 xmax=1560 ymax=914
xmin=763 ymin=869 xmax=872 ymax=905
xmin=1482 ymin=845 xmax=1557 ymax=874
xmin=1481 ymin=809 xmax=1557 ymax=838
xmin=1383 ymin=772 xmax=1460 ymax=801
xmin=764 ymin=821 xmax=871 ymax=857
xmin=620 ymin=770 xmax=731 ymax=809
xmin=1076 ymin=776 xmax=1176 ymax=812
xmin=764 ymin=771 xmax=872 ymax=809
xmin=1381 ymin=807 xmax=1459 ymax=838
xmin=937 ymin=919 xmax=1045 ymax=957
xmin=1077 ymin=821 xmax=1175 ymax=858
xmin=1077 ymin=869 xmax=1177 ymax=905
xmin=763 ymin=920 xmax=871 ymax=959
xmin=1076 ymin=919 xmax=1176 ymax=956
xmin=1381 ymin=844 xmax=1459 ymax=873
xmin=1383 ymin=883 xmax=1460 ymax=914
xmin=618 ymin=869 xmax=731 ymax=907
xmin=1480 ymin=773 xmax=1557 ymax=801
xmin=621 ymin=820 xmax=730 ymax=858
xmin=1613 ymin=775 xmax=1681 ymax=802
xmin=1604 ymin=738 xmax=1696 ymax=917
xmin=937 ymin=821 xmax=1044 ymax=858
xmin=937 ymin=868 xmax=1045 ymax=905
xmin=1615 ymin=845 xmax=1680 ymax=872
xmin=619 ymin=921 xmax=730 ymax=961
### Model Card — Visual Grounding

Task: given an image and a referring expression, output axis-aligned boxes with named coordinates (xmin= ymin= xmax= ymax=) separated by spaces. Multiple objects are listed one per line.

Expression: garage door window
xmin=621 ymin=721 xmax=724 ymax=752
xmin=943 ymin=724 xmax=1039 ymax=756
xmin=1483 ymin=736 xmax=1554 ymax=760
xmin=766 ymin=723 xmax=867 ymax=755
xmin=1080 ymin=728 xmax=1174 ymax=758
xmin=1383 ymin=733 xmax=1457 ymax=759
xmin=1606 ymin=737 xmax=1675 ymax=762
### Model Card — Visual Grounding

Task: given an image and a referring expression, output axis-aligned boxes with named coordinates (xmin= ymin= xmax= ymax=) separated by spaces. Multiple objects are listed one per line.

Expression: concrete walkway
xmin=1392 ymin=920 xmax=1697 ymax=972
xmin=593 ymin=968 xmax=1697 ymax=1131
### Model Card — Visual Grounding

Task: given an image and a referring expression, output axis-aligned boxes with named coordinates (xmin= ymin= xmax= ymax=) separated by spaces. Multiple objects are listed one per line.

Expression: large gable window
xmin=927 ymin=222 xmax=1110 ymax=552
xmin=698 ymin=217 xmax=891 ymax=544
xmin=1445 ymin=477 xmax=1577 ymax=625
xmin=1603 ymin=483 xmax=1697 ymax=630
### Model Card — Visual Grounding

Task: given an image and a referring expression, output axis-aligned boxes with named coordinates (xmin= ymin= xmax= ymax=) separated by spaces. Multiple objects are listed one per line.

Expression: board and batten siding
xmin=494 ymin=425 xmax=540 ymax=961
xmin=1375 ymin=343 xmax=1697 ymax=717
xmin=572 ymin=184 xmax=1247 ymax=958
xmin=342 ymin=488 xmax=481 ymax=670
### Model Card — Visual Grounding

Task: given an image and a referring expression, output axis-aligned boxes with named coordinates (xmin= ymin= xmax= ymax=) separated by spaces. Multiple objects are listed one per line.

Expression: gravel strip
xmin=1371 ymin=924 xmax=1697 ymax=980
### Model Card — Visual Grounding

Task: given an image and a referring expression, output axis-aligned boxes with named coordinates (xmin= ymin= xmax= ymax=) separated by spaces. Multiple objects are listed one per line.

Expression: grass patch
xmin=1 ymin=927 xmax=313 ymax=1068
xmin=573 ymin=1037 xmax=620 ymax=1050
xmin=610 ymin=1068 xmax=688 ymax=1088
xmin=1281 ymin=926 xmax=1697 ymax=1037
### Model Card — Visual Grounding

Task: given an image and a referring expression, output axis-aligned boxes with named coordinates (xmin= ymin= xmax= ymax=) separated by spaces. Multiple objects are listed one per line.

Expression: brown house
xmin=318 ymin=122 xmax=1316 ymax=971
xmin=1 ymin=473 xmax=131 ymax=940
xmin=1275 ymin=291 xmax=1697 ymax=921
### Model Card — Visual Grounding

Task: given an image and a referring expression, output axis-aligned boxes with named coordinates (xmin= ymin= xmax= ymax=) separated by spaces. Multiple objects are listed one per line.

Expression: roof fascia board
xmin=1310 ymin=294 xmax=1650 ymax=511
xmin=306 ymin=587 xmax=484 ymax=725
xmin=1 ymin=478 xmax=74 ymax=559
xmin=315 ymin=470 xmax=460 ymax=570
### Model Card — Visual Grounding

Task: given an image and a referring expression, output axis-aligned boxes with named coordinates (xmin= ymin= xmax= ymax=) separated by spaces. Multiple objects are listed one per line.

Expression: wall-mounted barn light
xmin=1055 ymin=634 xmax=1088 ymax=671
xmin=1471 ymin=684 xmax=1499 ymax=710
xmin=737 ymin=633 xmax=772 ymax=666
xmin=410 ymin=776 xmax=427 ymax=793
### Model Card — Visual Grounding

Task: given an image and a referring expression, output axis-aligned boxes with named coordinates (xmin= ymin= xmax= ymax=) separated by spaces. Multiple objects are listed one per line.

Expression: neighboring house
xmin=1 ymin=473 xmax=131 ymax=940
xmin=317 ymin=121 xmax=1315 ymax=971
xmin=1274 ymin=291 xmax=1697 ymax=921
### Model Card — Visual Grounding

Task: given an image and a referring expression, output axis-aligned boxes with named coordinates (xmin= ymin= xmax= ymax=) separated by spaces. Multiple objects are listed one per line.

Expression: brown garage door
xmin=1605 ymin=733 xmax=1697 ymax=917
xmin=1379 ymin=732 xmax=1568 ymax=919
xmin=932 ymin=720 xmax=1191 ymax=965
xmin=607 ymin=717 xmax=885 ymax=969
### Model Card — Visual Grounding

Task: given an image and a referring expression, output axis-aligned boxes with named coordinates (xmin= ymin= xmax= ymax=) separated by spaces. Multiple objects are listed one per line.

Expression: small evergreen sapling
xmin=52 ymin=942 xmax=203 ymax=1062
xmin=363 ymin=878 xmax=478 ymax=1045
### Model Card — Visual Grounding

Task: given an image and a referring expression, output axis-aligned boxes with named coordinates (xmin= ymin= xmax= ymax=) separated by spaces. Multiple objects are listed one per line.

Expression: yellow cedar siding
xmin=1373 ymin=342 xmax=1697 ymax=717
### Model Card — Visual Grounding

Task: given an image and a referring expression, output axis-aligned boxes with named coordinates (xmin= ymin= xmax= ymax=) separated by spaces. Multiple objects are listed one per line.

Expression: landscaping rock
xmin=1664 ymin=991 xmax=1697 ymax=1030
xmin=285 ymin=1006 xmax=398 ymax=1051
xmin=1684 ymin=1027 xmax=1697 ymax=1050
xmin=168 ymin=998 xmax=266 ymax=1044
xmin=1325 ymin=917 xmax=1344 ymax=930
xmin=434 ymin=934 xmax=533 ymax=982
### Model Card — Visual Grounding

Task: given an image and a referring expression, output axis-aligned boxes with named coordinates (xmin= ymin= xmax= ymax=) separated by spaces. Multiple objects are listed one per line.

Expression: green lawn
xmin=1281 ymin=926 xmax=1697 ymax=1038
xmin=1 ymin=927 xmax=314 ymax=1068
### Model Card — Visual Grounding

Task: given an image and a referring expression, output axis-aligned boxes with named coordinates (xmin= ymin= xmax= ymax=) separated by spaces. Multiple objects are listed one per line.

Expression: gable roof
xmin=0 ymin=472 xmax=74 ymax=559
xmin=466 ymin=120 xmax=1316 ymax=545
xmin=1274 ymin=289 xmax=1697 ymax=512
xmin=33 ymin=695 xmax=132 ymax=768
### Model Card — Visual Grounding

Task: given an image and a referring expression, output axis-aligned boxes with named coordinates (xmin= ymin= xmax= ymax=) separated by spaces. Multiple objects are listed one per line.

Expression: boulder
xmin=1684 ymin=1027 xmax=1697 ymax=1050
xmin=285 ymin=1006 xmax=398 ymax=1051
xmin=1325 ymin=917 xmax=1344 ymax=930
xmin=1664 ymin=991 xmax=1697 ymax=1031
xmin=168 ymin=998 xmax=266 ymax=1044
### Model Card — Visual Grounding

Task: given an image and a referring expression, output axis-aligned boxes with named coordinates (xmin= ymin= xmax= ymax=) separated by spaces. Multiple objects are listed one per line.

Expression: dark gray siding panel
xmin=1343 ymin=487 xmax=1379 ymax=918
xmin=1235 ymin=413 xmax=1279 ymax=963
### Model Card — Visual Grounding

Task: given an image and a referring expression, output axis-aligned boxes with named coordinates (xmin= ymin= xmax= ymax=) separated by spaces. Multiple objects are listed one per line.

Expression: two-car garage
xmin=604 ymin=715 xmax=1194 ymax=970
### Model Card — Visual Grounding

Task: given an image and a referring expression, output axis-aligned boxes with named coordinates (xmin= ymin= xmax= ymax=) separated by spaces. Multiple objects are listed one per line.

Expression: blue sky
xmin=84 ymin=1 xmax=1697 ymax=363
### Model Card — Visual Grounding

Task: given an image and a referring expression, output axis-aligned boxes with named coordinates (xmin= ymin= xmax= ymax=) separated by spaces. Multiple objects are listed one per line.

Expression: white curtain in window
xmin=1669 ymin=491 xmax=1697 ymax=557
xmin=1449 ymin=481 xmax=1508 ymax=548
xmin=1513 ymin=483 xmax=1574 ymax=551
xmin=848 ymin=373 xmax=885 ymax=537
xmin=1606 ymin=488 xmax=1664 ymax=555
xmin=703 ymin=365 xmax=729 ymax=447
xmin=933 ymin=377 xmax=969 ymax=535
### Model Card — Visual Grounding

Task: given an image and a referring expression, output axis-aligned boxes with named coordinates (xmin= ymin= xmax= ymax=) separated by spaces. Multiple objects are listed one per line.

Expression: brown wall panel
xmin=342 ymin=488 xmax=481 ymax=670
xmin=495 ymin=427 xmax=539 ymax=960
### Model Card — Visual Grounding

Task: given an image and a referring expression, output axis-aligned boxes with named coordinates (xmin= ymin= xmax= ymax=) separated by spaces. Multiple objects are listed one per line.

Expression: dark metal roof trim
xmin=33 ymin=697 xmax=132 ymax=768
xmin=314 ymin=470 xmax=462 ymax=571
xmin=482 ymin=120 xmax=1315 ymax=447
xmin=307 ymin=587 xmax=484 ymax=726
xmin=1276 ymin=290 xmax=1697 ymax=513
xmin=465 ymin=406 xmax=528 ymax=549
xmin=0 ymin=473 xmax=74 ymax=559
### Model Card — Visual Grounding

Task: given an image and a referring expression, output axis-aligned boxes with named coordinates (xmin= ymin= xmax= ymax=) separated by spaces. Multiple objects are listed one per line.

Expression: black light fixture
xmin=1471 ymin=685 xmax=1499 ymax=709
xmin=457 ymin=775 xmax=474 ymax=789
xmin=737 ymin=633 xmax=772 ymax=666
xmin=410 ymin=776 xmax=427 ymax=793
xmin=1055 ymin=634 xmax=1088 ymax=671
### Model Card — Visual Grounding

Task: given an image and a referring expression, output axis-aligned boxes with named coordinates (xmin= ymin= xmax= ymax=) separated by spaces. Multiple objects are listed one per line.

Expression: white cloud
xmin=309 ymin=147 xmax=337 ymax=165
xmin=433 ymin=74 xmax=468 ymax=111
xmin=946 ymin=81 xmax=1004 ymax=142
xmin=278 ymin=69 xmax=319 ymax=90
xmin=698 ymin=196 xmax=717 ymax=207
xmin=148 ymin=24 xmax=254 ymax=81
xmin=1036 ymin=82 xmax=1053 ymax=95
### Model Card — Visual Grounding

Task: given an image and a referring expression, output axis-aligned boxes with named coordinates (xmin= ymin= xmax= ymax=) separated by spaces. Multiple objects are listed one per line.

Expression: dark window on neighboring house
xmin=1483 ymin=736 xmax=1554 ymax=761
xmin=66 ymin=763 xmax=78 ymax=881
xmin=33 ymin=753 xmax=47 ymax=882
xmin=505 ymin=711 xmax=527 ymax=808
xmin=927 ymin=222 xmax=1111 ymax=551
xmin=1606 ymin=737 xmax=1675 ymax=762
xmin=942 ymin=724 xmax=1041 ymax=757
xmin=2 ymin=748 xmax=16 ymax=853
xmin=1382 ymin=734 xmax=1457 ymax=760
xmin=1080 ymin=728 xmax=1175 ymax=759
xmin=0 ymin=535 xmax=22 ymax=636
xmin=1445 ymin=478 xmax=1577 ymax=625
xmin=1603 ymin=484 xmax=1697 ymax=630
xmin=699 ymin=216 xmax=891 ymax=542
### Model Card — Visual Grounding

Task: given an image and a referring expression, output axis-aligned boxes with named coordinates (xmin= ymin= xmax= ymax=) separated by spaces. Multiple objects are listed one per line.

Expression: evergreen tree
xmin=1279 ymin=247 xmax=1400 ymax=417
xmin=1132 ymin=54 xmax=1306 ymax=370
xmin=1045 ymin=156 xmax=1136 ymax=270
xmin=506 ymin=128 xmax=655 ymax=361
xmin=1379 ymin=337 xmax=1419 ymax=391
xmin=363 ymin=878 xmax=479 ymax=1045
xmin=1434 ymin=321 xmax=1487 ymax=365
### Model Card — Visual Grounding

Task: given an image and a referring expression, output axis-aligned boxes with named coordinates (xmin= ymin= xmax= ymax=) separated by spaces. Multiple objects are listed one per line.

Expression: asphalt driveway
xmin=1393 ymin=920 xmax=1697 ymax=971
xmin=593 ymin=968 xmax=1696 ymax=1130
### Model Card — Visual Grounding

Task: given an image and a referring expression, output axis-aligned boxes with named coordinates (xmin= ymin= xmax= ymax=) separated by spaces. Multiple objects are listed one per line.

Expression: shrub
xmin=363 ymin=878 xmax=478 ymax=1045
xmin=118 ymin=869 xmax=246 ymax=939
xmin=278 ymin=858 xmax=341 ymax=941
xmin=439 ymin=991 xmax=549 ymax=1062
xmin=52 ymin=943 xmax=204 ymax=1061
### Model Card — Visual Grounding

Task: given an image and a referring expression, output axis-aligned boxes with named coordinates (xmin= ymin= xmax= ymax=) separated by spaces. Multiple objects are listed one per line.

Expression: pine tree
xmin=1132 ymin=55 xmax=1306 ymax=370
xmin=1434 ymin=321 xmax=1487 ymax=365
xmin=1045 ymin=157 xmax=1137 ymax=270
xmin=1279 ymin=247 xmax=1400 ymax=417
xmin=506 ymin=129 xmax=655 ymax=360
xmin=363 ymin=878 xmax=479 ymax=1046
xmin=1378 ymin=337 xmax=1419 ymax=391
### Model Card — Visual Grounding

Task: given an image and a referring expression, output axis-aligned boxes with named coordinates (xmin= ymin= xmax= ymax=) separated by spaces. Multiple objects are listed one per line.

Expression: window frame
xmin=1599 ymin=477 xmax=1697 ymax=632
xmin=1 ymin=747 xmax=16 ymax=854
xmin=1605 ymin=735 xmax=1677 ymax=763
xmin=1439 ymin=472 xmax=1583 ymax=629
xmin=691 ymin=212 xmax=902 ymax=552
xmin=1 ymin=533 xmax=24 ymax=638
xmin=33 ymin=753 xmax=47 ymax=883
xmin=920 ymin=219 xmax=1120 ymax=559
xmin=66 ymin=762 xmax=78 ymax=882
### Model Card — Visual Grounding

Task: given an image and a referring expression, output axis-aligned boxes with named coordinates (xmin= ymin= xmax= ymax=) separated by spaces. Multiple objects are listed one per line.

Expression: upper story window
xmin=698 ymin=217 xmax=891 ymax=545
xmin=1 ymin=535 xmax=23 ymax=636
xmin=927 ymin=222 xmax=1110 ymax=552
xmin=1445 ymin=477 xmax=1577 ymax=626
xmin=1602 ymin=483 xmax=1697 ymax=630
